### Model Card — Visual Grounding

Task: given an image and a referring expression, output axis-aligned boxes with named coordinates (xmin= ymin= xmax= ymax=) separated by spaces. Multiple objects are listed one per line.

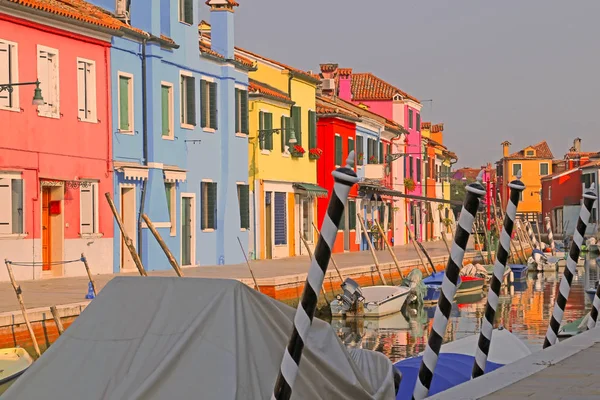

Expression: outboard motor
xmin=336 ymin=278 xmax=364 ymax=313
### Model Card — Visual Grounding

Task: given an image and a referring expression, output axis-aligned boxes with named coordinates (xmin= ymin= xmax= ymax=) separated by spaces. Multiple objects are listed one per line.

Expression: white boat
xmin=0 ymin=348 xmax=33 ymax=386
xmin=330 ymin=278 xmax=411 ymax=318
xmin=528 ymin=249 xmax=558 ymax=272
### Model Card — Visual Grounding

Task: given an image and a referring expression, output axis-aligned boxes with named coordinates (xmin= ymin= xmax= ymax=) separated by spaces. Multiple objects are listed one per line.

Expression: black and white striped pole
xmin=412 ymin=173 xmax=486 ymax=400
xmin=526 ymin=220 xmax=539 ymax=250
xmin=472 ymin=173 xmax=525 ymax=379
xmin=272 ymin=152 xmax=359 ymax=400
xmin=545 ymin=215 xmax=555 ymax=256
xmin=543 ymin=184 xmax=597 ymax=349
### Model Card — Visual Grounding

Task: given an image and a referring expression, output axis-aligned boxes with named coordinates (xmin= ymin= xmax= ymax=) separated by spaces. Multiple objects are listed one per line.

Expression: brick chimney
xmin=319 ymin=63 xmax=338 ymax=96
xmin=574 ymin=137 xmax=582 ymax=153
xmin=206 ymin=0 xmax=238 ymax=59
xmin=501 ymin=141 xmax=511 ymax=158
xmin=338 ymin=68 xmax=352 ymax=100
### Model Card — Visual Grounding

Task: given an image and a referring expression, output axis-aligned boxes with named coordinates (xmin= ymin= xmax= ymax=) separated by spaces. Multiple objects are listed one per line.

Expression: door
xmin=42 ymin=187 xmax=52 ymax=271
xmin=181 ymin=196 xmax=192 ymax=266
xmin=120 ymin=187 xmax=136 ymax=270
xmin=265 ymin=192 xmax=272 ymax=259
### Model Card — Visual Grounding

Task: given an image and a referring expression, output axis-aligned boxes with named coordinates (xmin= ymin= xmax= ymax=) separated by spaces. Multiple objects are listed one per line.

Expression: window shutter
xmin=0 ymin=43 xmax=9 ymax=108
xmin=335 ymin=136 xmax=342 ymax=166
xmin=356 ymin=136 xmax=364 ymax=165
xmin=416 ymin=113 xmax=421 ymax=131
xmin=348 ymin=137 xmax=355 ymax=159
xmin=11 ymin=179 xmax=23 ymax=234
xmin=339 ymin=207 xmax=345 ymax=230
xmin=274 ymin=192 xmax=287 ymax=245
xmin=379 ymin=142 xmax=384 ymax=163
xmin=308 ymin=110 xmax=316 ymax=149
xmin=292 ymin=106 xmax=301 ymax=146
xmin=388 ymin=203 xmax=393 ymax=225
xmin=209 ymin=81 xmax=218 ymax=130
xmin=118 ymin=76 xmax=129 ymax=130
xmin=185 ymin=77 xmax=196 ymax=126
xmin=240 ymin=185 xmax=250 ymax=229
xmin=241 ymin=90 xmax=249 ymax=134
xmin=80 ymin=185 xmax=93 ymax=234
xmin=37 ymin=51 xmax=50 ymax=110
xmin=265 ymin=113 xmax=273 ymax=150
xmin=207 ymin=182 xmax=217 ymax=230
xmin=200 ymin=80 xmax=207 ymax=127
xmin=0 ymin=179 xmax=11 ymax=234
xmin=47 ymin=55 xmax=58 ymax=110
xmin=348 ymin=200 xmax=356 ymax=230
xmin=235 ymin=88 xmax=240 ymax=133
xmin=409 ymin=109 xmax=413 ymax=129
xmin=183 ymin=0 xmax=193 ymax=24
xmin=161 ymin=85 xmax=170 ymax=136
xmin=87 ymin=63 xmax=97 ymax=121
xmin=258 ymin=111 xmax=264 ymax=150
xmin=78 ymin=62 xmax=88 ymax=119
xmin=280 ymin=115 xmax=286 ymax=153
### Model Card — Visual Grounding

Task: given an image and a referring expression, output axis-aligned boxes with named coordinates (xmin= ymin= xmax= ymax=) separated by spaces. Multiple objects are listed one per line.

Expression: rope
xmin=7 ymin=259 xmax=83 ymax=267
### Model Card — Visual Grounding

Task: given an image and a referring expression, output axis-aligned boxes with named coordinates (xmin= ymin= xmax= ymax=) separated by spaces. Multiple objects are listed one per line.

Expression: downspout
xmin=390 ymin=130 xmax=402 ymax=242
xmin=137 ymin=37 xmax=149 ymax=259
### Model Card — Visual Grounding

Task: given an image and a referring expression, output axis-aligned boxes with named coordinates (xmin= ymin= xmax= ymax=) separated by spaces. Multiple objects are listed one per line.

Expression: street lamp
xmin=0 ymin=80 xmax=44 ymax=105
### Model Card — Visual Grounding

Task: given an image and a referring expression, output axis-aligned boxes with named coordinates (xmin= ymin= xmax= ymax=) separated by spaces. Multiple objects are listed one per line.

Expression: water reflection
xmin=331 ymin=258 xmax=592 ymax=363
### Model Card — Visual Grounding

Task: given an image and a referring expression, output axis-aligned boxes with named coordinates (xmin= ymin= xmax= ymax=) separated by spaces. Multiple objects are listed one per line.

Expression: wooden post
xmin=535 ymin=214 xmax=543 ymax=248
xmin=300 ymin=233 xmax=330 ymax=303
xmin=237 ymin=237 xmax=259 ymax=291
xmin=438 ymin=209 xmax=452 ymax=256
xmin=516 ymin=220 xmax=530 ymax=260
xmin=374 ymin=219 xmax=403 ymax=280
xmin=357 ymin=213 xmax=387 ymax=285
xmin=80 ymin=253 xmax=97 ymax=296
xmin=5 ymin=261 xmax=41 ymax=357
xmin=104 ymin=193 xmax=147 ymax=277
xmin=312 ymin=222 xmax=344 ymax=282
xmin=49 ymin=306 xmax=64 ymax=336
xmin=141 ymin=214 xmax=183 ymax=277
xmin=405 ymin=222 xmax=432 ymax=276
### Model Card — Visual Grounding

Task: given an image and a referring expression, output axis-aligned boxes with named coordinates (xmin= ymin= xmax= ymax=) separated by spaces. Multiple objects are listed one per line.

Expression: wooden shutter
xmin=209 ymin=81 xmax=218 ymax=130
xmin=206 ymin=182 xmax=217 ymax=230
xmin=274 ymin=192 xmax=287 ymax=245
xmin=235 ymin=88 xmax=240 ymax=133
xmin=348 ymin=137 xmax=355 ymax=160
xmin=0 ymin=178 xmax=11 ymax=234
xmin=280 ymin=115 xmax=286 ymax=153
xmin=308 ymin=110 xmax=316 ymax=149
xmin=183 ymin=0 xmax=193 ymax=24
xmin=356 ymin=136 xmax=364 ymax=165
xmin=185 ymin=77 xmax=196 ymax=126
xmin=379 ymin=141 xmax=383 ymax=163
xmin=348 ymin=200 xmax=356 ymax=230
xmin=47 ymin=54 xmax=58 ymax=111
xmin=161 ymin=85 xmax=170 ymax=136
xmin=241 ymin=90 xmax=249 ymax=134
xmin=11 ymin=179 xmax=23 ymax=234
xmin=416 ymin=113 xmax=421 ymax=131
xmin=80 ymin=185 xmax=93 ymax=234
xmin=258 ymin=111 xmax=264 ymax=150
xmin=0 ymin=42 xmax=10 ymax=108
xmin=335 ymin=135 xmax=342 ymax=166
xmin=292 ymin=106 xmax=302 ymax=146
xmin=37 ymin=51 xmax=50 ymax=111
xmin=78 ymin=62 xmax=88 ymax=119
xmin=118 ymin=76 xmax=129 ymax=130
xmin=239 ymin=184 xmax=250 ymax=229
xmin=200 ymin=80 xmax=207 ymax=127
xmin=409 ymin=109 xmax=413 ymax=129
xmin=265 ymin=112 xmax=273 ymax=150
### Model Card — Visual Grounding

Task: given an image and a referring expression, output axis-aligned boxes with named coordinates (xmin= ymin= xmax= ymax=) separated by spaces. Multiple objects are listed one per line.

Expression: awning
xmin=164 ymin=170 xmax=187 ymax=183
xmin=293 ymin=183 xmax=329 ymax=198
xmin=358 ymin=183 xmax=462 ymax=205
xmin=121 ymin=167 xmax=148 ymax=181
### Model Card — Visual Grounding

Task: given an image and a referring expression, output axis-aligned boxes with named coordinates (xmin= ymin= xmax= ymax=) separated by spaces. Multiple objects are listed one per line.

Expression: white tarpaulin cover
xmin=4 ymin=277 xmax=396 ymax=400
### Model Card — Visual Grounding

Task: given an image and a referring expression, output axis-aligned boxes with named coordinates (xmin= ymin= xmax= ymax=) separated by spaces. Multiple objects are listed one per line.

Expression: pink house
xmin=0 ymin=1 xmax=124 ymax=281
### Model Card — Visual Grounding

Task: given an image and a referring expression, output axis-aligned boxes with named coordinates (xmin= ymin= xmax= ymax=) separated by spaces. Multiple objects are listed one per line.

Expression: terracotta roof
xmin=248 ymin=79 xmax=292 ymax=103
xmin=234 ymin=54 xmax=254 ymax=68
xmin=205 ymin=0 xmax=239 ymax=6
xmin=199 ymin=40 xmax=254 ymax=68
xmin=338 ymin=68 xmax=352 ymax=76
xmin=320 ymin=63 xmax=338 ymax=73
xmin=581 ymin=160 xmax=600 ymax=169
xmin=351 ymin=72 xmax=419 ymax=103
xmin=565 ymin=151 xmax=599 ymax=159
xmin=237 ymin=47 xmax=319 ymax=84
xmin=507 ymin=141 xmax=554 ymax=159
xmin=160 ymin=34 xmax=176 ymax=45
xmin=431 ymin=123 xmax=444 ymax=133
xmin=316 ymin=96 xmax=360 ymax=120
xmin=541 ymin=166 xmax=581 ymax=181
xmin=421 ymin=122 xmax=432 ymax=130
xmin=332 ymin=96 xmax=405 ymax=134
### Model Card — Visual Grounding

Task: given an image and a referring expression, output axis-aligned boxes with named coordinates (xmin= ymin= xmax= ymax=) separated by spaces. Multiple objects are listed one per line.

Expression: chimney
xmin=501 ymin=141 xmax=511 ymax=158
xmin=574 ymin=137 xmax=582 ymax=153
xmin=319 ymin=63 xmax=338 ymax=96
xmin=338 ymin=68 xmax=352 ymax=101
xmin=206 ymin=0 xmax=238 ymax=59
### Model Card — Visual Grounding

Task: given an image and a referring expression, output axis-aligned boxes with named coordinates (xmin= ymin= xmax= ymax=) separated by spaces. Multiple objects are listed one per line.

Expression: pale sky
xmin=201 ymin=0 xmax=600 ymax=168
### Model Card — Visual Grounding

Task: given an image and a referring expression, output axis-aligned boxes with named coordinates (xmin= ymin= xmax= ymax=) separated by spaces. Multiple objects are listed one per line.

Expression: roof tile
xmin=248 ymin=79 xmax=292 ymax=103
xmin=508 ymin=141 xmax=554 ymax=159
xmin=351 ymin=72 xmax=419 ymax=103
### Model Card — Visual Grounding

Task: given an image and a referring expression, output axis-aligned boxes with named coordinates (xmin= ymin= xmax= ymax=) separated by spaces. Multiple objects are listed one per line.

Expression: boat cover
xmin=3 ymin=277 xmax=396 ymax=400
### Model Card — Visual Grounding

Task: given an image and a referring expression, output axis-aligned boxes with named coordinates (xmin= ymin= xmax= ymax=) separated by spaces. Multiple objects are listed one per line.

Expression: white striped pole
xmin=272 ymin=152 xmax=359 ymax=400
xmin=543 ymin=185 xmax=597 ymax=348
xmin=545 ymin=215 xmax=555 ymax=256
xmin=412 ymin=174 xmax=486 ymax=400
xmin=526 ymin=220 xmax=539 ymax=250
xmin=472 ymin=173 xmax=525 ymax=379
xmin=584 ymin=187 xmax=600 ymax=330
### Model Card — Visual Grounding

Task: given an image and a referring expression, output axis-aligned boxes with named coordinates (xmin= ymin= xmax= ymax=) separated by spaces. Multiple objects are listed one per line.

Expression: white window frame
xmin=180 ymin=70 xmax=195 ymax=130
xmin=201 ymin=76 xmax=216 ymax=133
xmin=539 ymin=162 xmax=549 ymax=176
xmin=0 ymin=173 xmax=25 ymax=236
xmin=180 ymin=192 xmax=196 ymax=266
xmin=165 ymin=181 xmax=177 ymax=236
xmin=512 ymin=163 xmax=522 ymax=177
xmin=178 ymin=0 xmax=193 ymax=25
xmin=201 ymin=179 xmax=215 ymax=232
xmin=37 ymin=45 xmax=60 ymax=119
xmin=161 ymin=81 xmax=174 ymax=140
xmin=236 ymin=181 xmax=249 ymax=231
xmin=0 ymin=39 xmax=20 ymax=112
xmin=117 ymin=71 xmax=134 ymax=134
xmin=80 ymin=181 xmax=100 ymax=237
xmin=334 ymin=133 xmax=342 ymax=167
xmin=76 ymin=57 xmax=97 ymax=123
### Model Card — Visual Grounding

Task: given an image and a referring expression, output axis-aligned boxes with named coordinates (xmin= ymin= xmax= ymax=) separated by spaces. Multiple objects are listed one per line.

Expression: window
xmin=356 ymin=135 xmax=364 ymax=165
xmin=161 ymin=83 xmax=174 ymax=139
xmin=302 ymin=198 xmax=313 ymax=242
xmin=367 ymin=138 xmax=375 ymax=163
xmin=237 ymin=184 xmax=250 ymax=230
xmin=416 ymin=158 xmax=421 ymax=182
xmin=179 ymin=0 xmax=193 ymax=24
xmin=201 ymin=182 xmax=217 ymax=230
xmin=77 ymin=59 xmax=97 ymax=122
xmin=526 ymin=150 xmax=534 ymax=156
xmin=409 ymin=156 xmax=414 ymax=179
xmin=292 ymin=106 xmax=302 ymax=146
xmin=0 ymin=40 xmax=19 ymax=110
xmin=347 ymin=137 xmax=354 ymax=162
xmin=259 ymin=111 xmax=273 ymax=150
xmin=37 ymin=46 xmax=59 ymax=118
xmin=519 ymin=191 xmax=523 ymax=201
xmin=378 ymin=141 xmax=384 ymax=164
xmin=388 ymin=203 xmax=393 ymax=225
xmin=335 ymin=135 xmax=342 ymax=166
xmin=274 ymin=192 xmax=287 ymax=245
xmin=80 ymin=182 xmax=98 ymax=235
xmin=416 ymin=113 xmax=421 ymax=131
xmin=235 ymin=88 xmax=249 ymax=134
xmin=347 ymin=200 xmax=356 ymax=230
xmin=200 ymin=79 xmax=218 ymax=130
xmin=408 ymin=109 xmax=413 ymax=129
xmin=280 ymin=115 xmax=291 ymax=152
xmin=180 ymin=73 xmax=195 ymax=127
xmin=0 ymin=176 xmax=23 ymax=235
xmin=118 ymin=72 xmax=133 ymax=132
xmin=308 ymin=110 xmax=317 ymax=149
xmin=512 ymin=163 xmax=522 ymax=177
xmin=540 ymin=162 xmax=549 ymax=176
xmin=165 ymin=182 xmax=176 ymax=236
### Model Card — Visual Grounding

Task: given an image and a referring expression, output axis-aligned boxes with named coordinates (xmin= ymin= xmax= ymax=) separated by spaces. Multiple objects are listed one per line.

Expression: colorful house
xmin=233 ymin=47 xmax=322 ymax=260
xmin=541 ymin=167 xmax=582 ymax=235
xmin=0 ymin=0 xmax=124 ymax=281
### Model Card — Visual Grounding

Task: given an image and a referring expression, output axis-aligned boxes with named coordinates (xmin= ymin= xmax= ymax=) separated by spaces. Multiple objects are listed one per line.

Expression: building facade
xmin=541 ymin=167 xmax=582 ymax=235
xmin=0 ymin=1 xmax=122 ymax=281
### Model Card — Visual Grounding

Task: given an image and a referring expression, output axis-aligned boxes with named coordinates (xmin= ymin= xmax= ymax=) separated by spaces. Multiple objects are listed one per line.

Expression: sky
xmin=201 ymin=0 xmax=600 ymax=168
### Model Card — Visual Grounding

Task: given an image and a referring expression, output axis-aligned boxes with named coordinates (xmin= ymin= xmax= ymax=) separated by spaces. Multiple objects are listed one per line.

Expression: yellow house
xmin=498 ymin=141 xmax=553 ymax=215
xmin=235 ymin=47 xmax=324 ymax=260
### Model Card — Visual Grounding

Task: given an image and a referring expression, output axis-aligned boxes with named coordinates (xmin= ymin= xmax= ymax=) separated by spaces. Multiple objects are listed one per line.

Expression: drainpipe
xmin=137 ymin=37 xmax=149 ymax=259
xmin=390 ymin=130 xmax=402 ymax=241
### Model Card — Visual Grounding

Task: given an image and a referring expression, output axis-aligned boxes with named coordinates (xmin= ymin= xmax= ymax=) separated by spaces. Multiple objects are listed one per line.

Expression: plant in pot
xmin=357 ymin=152 xmax=364 ymax=164
xmin=290 ymin=144 xmax=305 ymax=158
xmin=308 ymin=147 xmax=323 ymax=160
xmin=404 ymin=177 xmax=416 ymax=192
xmin=369 ymin=155 xmax=378 ymax=164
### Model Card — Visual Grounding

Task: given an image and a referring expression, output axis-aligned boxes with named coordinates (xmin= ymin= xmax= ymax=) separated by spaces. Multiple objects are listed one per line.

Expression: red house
xmin=541 ymin=167 xmax=582 ymax=234
xmin=315 ymin=96 xmax=360 ymax=253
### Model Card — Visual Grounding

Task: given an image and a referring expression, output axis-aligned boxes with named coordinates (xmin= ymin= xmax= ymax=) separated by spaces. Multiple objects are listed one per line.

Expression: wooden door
xmin=120 ymin=187 xmax=136 ymax=270
xmin=42 ymin=187 xmax=51 ymax=271
xmin=181 ymin=197 xmax=192 ymax=266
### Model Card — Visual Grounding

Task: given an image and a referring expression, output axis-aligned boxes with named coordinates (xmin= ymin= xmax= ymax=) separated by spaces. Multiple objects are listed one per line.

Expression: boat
xmin=330 ymin=278 xmax=411 ymax=318
xmin=393 ymin=327 xmax=532 ymax=400
xmin=0 ymin=348 xmax=33 ymax=386
xmin=484 ymin=264 xmax=512 ymax=283
xmin=422 ymin=270 xmax=485 ymax=304
xmin=558 ymin=315 xmax=588 ymax=338
xmin=508 ymin=264 xmax=528 ymax=281
xmin=527 ymin=249 xmax=558 ymax=272
xmin=2 ymin=277 xmax=398 ymax=399
xmin=588 ymin=244 xmax=600 ymax=254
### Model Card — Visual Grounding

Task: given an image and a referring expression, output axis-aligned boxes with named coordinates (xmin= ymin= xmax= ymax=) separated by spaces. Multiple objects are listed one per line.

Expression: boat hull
xmin=0 ymin=348 xmax=33 ymax=386
xmin=423 ymin=276 xmax=485 ymax=304
xmin=330 ymin=286 xmax=410 ymax=318
xmin=509 ymin=264 xmax=528 ymax=281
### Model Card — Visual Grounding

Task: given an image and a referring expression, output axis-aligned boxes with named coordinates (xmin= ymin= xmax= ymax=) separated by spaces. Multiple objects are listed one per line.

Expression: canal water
xmin=329 ymin=257 xmax=596 ymax=363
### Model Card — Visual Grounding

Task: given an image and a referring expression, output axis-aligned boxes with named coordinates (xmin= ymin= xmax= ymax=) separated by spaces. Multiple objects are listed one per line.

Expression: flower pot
xmin=309 ymin=153 xmax=320 ymax=160
xmin=474 ymin=243 xmax=483 ymax=251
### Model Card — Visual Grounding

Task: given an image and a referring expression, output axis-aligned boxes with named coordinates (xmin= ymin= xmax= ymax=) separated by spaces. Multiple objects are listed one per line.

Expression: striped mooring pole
xmin=412 ymin=174 xmax=486 ymax=400
xmin=472 ymin=173 xmax=525 ymax=379
xmin=272 ymin=152 xmax=359 ymax=400
xmin=543 ymin=184 xmax=597 ymax=349
xmin=526 ymin=220 xmax=539 ymax=250
xmin=585 ymin=186 xmax=600 ymax=331
xmin=545 ymin=215 xmax=555 ymax=256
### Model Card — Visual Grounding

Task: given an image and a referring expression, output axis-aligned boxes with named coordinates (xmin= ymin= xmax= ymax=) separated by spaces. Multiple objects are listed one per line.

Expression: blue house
xmin=90 ymin=0 xmax=252 ymax=270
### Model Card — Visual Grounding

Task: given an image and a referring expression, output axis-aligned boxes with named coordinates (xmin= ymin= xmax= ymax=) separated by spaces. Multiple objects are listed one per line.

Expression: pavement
xmin=0 ymin=240 xmax=469 ymax=313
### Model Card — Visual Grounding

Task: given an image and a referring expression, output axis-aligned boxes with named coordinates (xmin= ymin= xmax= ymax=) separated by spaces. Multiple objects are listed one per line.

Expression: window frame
xmin=200 ymin=77 xmax=218 ymax=132
xmin=180 ymin=70 xmax=195 ymax=130
xmin=165 ymin=181 xmax=176 ymax=236
xmin=79 ymin=181 xmax=100 ymax=237
xmin=37 ymin=45 xmax=60 ymax=119
xmin=512 ymin=163 xmax=522 ymax=177
xmin=178 ymin=0 xmax=193 ymax=25
xmin=539 ymin=162 xmax=549 ymax=176
xmin=237 ymin=182 xmax=250 ymax=230
xmin=0 ymin=39 xmax=20 ymax=112
xmin=0 ymin=173 xmax=24 ymax=236
xmin=334 ymin=134 xmax=343 ymax=166
xmin=201 ymin=180 xmax=217 ymax=231
xmin=161 ymin=81 xmax=175 ymax=140
xmin=76 ymin=57 xmax=98 ymax=123
xmin=117 ymin=71 xmax=134 ymax=134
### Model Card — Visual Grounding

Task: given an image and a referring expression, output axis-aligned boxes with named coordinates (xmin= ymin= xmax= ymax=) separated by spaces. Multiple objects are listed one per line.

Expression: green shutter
xmin=240 ymin=185 xmax=250 ymax=229
xmin=339 ymin=208 xmax=345 ymax=230
xmin=335 ymin=135 xmax=342 ymax=166
xmin=348 ymin=200 xmax=356 ymax=230
xmin=185 ymin=76 xmax=196 ymax=126
xmin=284 ymin=116 xmax=291 ymax=148
xmin=165 ymin=184 xmax=172 ymax=215
xmin=209 ymin=81 xmax=218 ymax=130
xmin=235 ymin=89 xmax=240 ymax=133
xmin=356 ymin=136 xmax=364 ymax=165
xmin=258 ymin=111 xmax=264 ymax=150
xmin=379 ymin=141 xmax=384 ymax=164
xmin=200 ymin=80 xmax=207 ymax=128
xmin=241 ymin=90 xmax=249 ymax=134
xmin=183 ymin=0 xmax=193 ymax=24
xmin=207 ymin=182 xmax=217 ymax=229
xmin=308 ymin=110 xmax=316 ymax=149
xmin=119 ymin=76 xmax=129 ymax=130
xmin=161 ymin=85 xmax=169 ymax=136
xmin=416 ymin=113 xmax=421 ymax=131
xmin=280 ymin=115 xmax=286 ymax=153
xmin=292 ymin=106 xmax=301 ymax=146
xmin=348 ymin=137 xmax=355 ymax=159
xmin=265 ymin=112 xmax=273 ymax=150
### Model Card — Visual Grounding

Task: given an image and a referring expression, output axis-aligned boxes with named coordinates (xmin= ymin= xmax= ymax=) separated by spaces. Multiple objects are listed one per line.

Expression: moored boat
xmin=558 ymin=314 xmax=587 ymax=338
xmin=0 ymin=348 xmax=33 ymax=386
xmin=508 ymin=263 xmax=528 ymax=281
xmin=422 ymin=271 xmax=485 ymax=304
xmin=330 ymin=278 xmax=411 ymax=318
